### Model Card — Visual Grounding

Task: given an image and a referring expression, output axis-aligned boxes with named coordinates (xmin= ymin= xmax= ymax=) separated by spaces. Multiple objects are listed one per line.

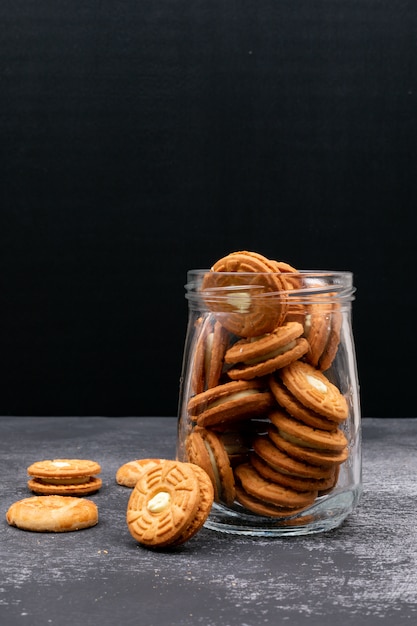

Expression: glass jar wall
xmin=177 ymin=269 xmax=362 ymax=536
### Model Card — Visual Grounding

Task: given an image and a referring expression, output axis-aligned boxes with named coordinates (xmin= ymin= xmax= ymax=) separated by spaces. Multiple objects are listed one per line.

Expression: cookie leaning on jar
xmin=180 ymin=250 xmax=349 ymax=519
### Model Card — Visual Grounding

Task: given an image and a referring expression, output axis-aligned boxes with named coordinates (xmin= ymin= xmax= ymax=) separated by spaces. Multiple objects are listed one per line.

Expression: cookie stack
xmin=183 ymin=250 xmax=350 ymax=519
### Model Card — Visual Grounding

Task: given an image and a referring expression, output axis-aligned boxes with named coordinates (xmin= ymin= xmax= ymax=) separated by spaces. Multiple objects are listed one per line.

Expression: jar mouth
xmin=185 ymin=269 xmax=355 ymax=306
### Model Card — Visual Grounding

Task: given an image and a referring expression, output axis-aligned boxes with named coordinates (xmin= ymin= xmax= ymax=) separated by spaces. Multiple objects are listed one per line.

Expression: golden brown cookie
xmin=116 ymin=459 xmax=163 ymax=488
xmin=302 ymin=299 xmax=342 ymax=371
xmin=234 ymin=463 xmax=317 ymax=509
xmin=252 ymin=435 xmax=336 ymax=479
xmin=268 ymin=424 xmax=349 ymax=467
xmin=126 ymin=460 xmax=214 ymax=548
xmin=201 ymin=250 xmax=288 ymax=337
xmin=27 ymin=459 xmax=102 ymax=496
xmin=191 ymin=315 xmax=231 ymax=394
xmin=250 ymin=452 xmax=338 ymax=494
xmin=6 ymin=495 xmax=98 ymax=532
xmin=225 ymin=322 xmax=309 ymax=380
xmin=234 ymin=485 xmax=309 ymax=518
xmin=185 ymin=427 xmax=235 ymax=505
xmin=269 ymin=374 xmax=337 ymax=431
xmin=279 ymin=361 xmax=349 ymax=422
xmin=187 ymin=379 xmax=275 ymax=428
xmin=269 ymin=409 xmax=348 ymax=452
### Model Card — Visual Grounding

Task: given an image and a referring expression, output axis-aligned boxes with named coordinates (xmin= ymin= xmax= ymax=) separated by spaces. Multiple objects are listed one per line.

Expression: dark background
xmin=1 ymin=1 xmax=416 ymax=418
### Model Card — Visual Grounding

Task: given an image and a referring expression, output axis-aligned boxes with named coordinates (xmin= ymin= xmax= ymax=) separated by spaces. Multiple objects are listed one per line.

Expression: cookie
xmin=250 ymin=451 xmax=338 ymax=494
xmin=116 ymin=459 xmax=163 ymax=488
xmin=304 ymin=294 xmax=342 ymax=371
xmin=191 ymin=315 xmax=231 ymax=394
xmin=279 ymin=361 xmax=349 ymax=422
xmin=185 ymin=427 xmax=235 ymax=505
xmin=126 ymin=460 xmax=214 ymax=548
xmin=6 ymin=495 xmax=98 ymax=532
xmin=252 ymin=435 xmax=336 ymax=480
xmin=225 ymin=322 xmax=309 ymax=380
xmin=187 ymin=379 xmax=275 ymax=428
xmin=269 ymin=409 xmax=348 ymax=452
xmin=235 ymin=485 xmax=309 ymax=518
xmin=201 ymin=250 xmax=288 ymax=337
xmin=27 ymin=459 xmax=102 ymax=496
xmin=234 ymin=463 xmax=317 ymax=509
xmin=269 ymin=374 xmax=338 ymax=431
xmin=268 ymin=424 xmax=349 ymax=467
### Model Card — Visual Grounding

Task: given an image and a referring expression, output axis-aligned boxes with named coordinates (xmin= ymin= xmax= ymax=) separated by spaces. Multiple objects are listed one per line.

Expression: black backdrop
xmin=1 ymin=1 xmax=416 ymax=417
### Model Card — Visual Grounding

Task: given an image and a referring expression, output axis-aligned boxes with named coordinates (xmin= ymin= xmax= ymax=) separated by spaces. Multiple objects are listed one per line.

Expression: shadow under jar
xmin=177 ymin=269 xmax=362 ymax=537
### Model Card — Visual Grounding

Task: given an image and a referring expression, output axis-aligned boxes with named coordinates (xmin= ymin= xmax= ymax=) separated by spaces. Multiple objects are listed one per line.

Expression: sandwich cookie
xmin=269 ymin=374 xmax=338 ymax=431
xmin=279 ymin=361 xmax=349 ymax=423
xmin=225 ymin=321 xmax=309 ymax=380
xmin=191 ymin=314 xmax=231 ymax=395
xmin=234 ymin=463 xmax=317 ymax=510
xmin=252 ymin=435 xmax=336 ymax=480
xmin=27 ymin=459 xmax=102 ymax=496
xmin=185 ymin=427 xmax=235 ymax=505
xmin=234 ymin=485 xmax=310 ymax=519
xmin=126 ymin=460 xmax=214 ymax=549
xmin=268 ymin=424 xmax=349 ymax=468
xmin=269 ymin=409 xmax=348 ymax=452
xmin=302 ymin=300 xmax=342 ymax=371
xmin=250 ymin=451 xmax=338 ymax=494
xmin=201 ymin=250 xmax=288 ymax=337
xmin=6 ymin=495 xmax=98 ymax=532
xmin=187 ymin=379 xmax=275 ymax=428
xmin=116 ymin=458 xmax=164 ymax=488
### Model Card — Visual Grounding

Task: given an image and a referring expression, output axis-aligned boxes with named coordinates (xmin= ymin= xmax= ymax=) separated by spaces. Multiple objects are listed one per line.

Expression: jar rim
xmin=185 ymin=269 xmax=355 ymax=305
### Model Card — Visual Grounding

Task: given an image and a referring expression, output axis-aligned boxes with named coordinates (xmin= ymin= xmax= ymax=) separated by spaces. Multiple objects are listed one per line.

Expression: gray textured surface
xmin=1 ymin=416 xmax=416 ymax=625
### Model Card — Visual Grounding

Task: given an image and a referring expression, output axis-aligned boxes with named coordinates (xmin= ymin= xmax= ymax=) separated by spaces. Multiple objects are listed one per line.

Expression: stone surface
xmin=1 ymin=416 xmax=416 ymax=625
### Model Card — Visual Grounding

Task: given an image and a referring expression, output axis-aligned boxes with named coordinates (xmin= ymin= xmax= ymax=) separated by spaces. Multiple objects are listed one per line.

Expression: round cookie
xmin=269 ymin=409 xmax=348 ymax=452
xmin=27 ymin=476 xmax=102 ymax=496
xmin=191 ymin=315 xmax=231 ymax=394
xmin=269 ymin=374 xmax=337 ymax=431
xmin=252 ymin=435 xmax=336 ymax=480
xmin=187 ymin=379 xmax=275 ymax=428
xmin=201 ymin=250 xmax=288 ymax=337
xmin=225 ymin=322 xmax=309 ymax=380
xmin=185 ymin=427 xmax=235 ymax=505
xmin=235 ymin=485 xmax=309 ymax=519
xmin=126 ymin=460 xmax=214 ymax=548
xmin=279 ymin=361 xmax=349 ymax=422
xmin=303 ymin=299 xmax=342 ymax=371
xmin=234 ymin=463 xmax=317 ymax=509
xmin=27 ymin=458 xmax=102 ymax=496
xmin=116 ymin=459 xmax=164 ymax=488
xmin=6 ymin=495 xmax=98 ymax=532
xmin=27 ymin=459 xmax=102 ymax=478
xmin=268 ymin=425 xmax=349 ymax=467
xmin=250 ymin=452 xmax=338 ymax=494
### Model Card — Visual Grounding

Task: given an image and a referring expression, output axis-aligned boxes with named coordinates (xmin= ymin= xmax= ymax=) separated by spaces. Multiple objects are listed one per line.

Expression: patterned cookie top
xmin=27 ymin=459 xmax=101 ymax=478
xmin=279 ymin=361 xmax=348 ymax=422
xmin=126 ymin=460 xmax=213 ymax=548
xmin=116 ymin=459 xmax=163 ymax=488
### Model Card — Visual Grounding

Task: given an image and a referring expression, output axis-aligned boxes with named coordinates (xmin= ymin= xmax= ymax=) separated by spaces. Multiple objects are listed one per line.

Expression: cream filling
xmin=279 ymin=430 xmax=323 ymax=450
xmin=203 ymin=440 xmax=222 ymax=496
xmin=38 ymin=476 xmax=91 ymax=485
xmin=147 ymin=491 xmax=171 ymax=513
xmin=204 ymin=331 xmax=214 ymax=374
xmin=209 ymin=388 xmax=260 ymax=409
xmin=305 ymin=374 xmax=328 ymax=394
xmin=226 ymin=292 xmax=251 ymax=313
xmin=244 ymin=340 xmax=296 ymax=365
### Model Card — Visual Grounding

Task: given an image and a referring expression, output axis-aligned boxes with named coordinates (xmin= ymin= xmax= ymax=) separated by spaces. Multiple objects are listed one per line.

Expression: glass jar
xmin=177 ymin=268 xmax=362 ymax=536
